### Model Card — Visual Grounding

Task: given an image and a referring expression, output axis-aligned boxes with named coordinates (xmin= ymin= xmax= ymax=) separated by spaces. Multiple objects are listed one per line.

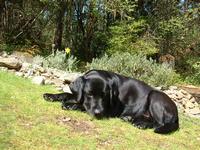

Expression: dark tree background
xmin=0 ymin=0 xmax=199 ymax=62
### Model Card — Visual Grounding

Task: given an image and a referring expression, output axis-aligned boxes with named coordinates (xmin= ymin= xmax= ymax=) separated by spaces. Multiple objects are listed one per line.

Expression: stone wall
xmin=163 ymin=86 xmax=200 ymax=117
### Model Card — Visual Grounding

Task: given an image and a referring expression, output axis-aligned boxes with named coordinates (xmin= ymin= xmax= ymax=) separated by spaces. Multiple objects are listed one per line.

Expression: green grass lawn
xmin=0 ymin=71 xmax=200 ymax=150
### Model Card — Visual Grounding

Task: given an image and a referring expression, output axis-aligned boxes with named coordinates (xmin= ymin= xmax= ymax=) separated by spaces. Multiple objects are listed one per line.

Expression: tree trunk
xmin=65 ymin=0 xmax=73 ymax=51
xmin=81 ymin=2 xmax=97 ymax=61
xmin=53 ymin=0 xmax=67 ymax=52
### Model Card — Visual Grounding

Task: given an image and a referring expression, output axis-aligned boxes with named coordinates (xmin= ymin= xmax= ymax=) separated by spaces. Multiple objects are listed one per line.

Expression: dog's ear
xmin=69 ymin=77 xmax=84 ymax=103
xmin=109 ymin=83 xmax=118 ymax=106
xmin=109 ymin=85 xmax=113 ymax=106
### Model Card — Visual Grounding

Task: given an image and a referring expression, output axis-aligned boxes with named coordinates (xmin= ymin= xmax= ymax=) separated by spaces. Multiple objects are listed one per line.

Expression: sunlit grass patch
xmin=0 ymin=71 xmax=200 ymax=150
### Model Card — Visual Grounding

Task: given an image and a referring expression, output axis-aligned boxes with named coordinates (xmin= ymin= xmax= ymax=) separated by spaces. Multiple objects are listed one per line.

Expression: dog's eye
xmin=86 ymin=92 xmax=93 ymax=97
xmin=87 ymin=94 xmax=93 ymax=97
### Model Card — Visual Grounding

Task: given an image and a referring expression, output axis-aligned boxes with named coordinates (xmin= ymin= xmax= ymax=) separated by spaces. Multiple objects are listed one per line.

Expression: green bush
xmin=0 ymin=44 xmax=16 ymax=54
xmin=32 ymin=55 xmax=45 ymax=66
xmin=87 ymin=52 xmax=180 ymax=87
xmin=33 ymin=51 xmax=79 ymax=72
xmin=106 ymin=19 xmax=159 ymax=56
xmin=183 ymin=56 xmax=200 ymax=85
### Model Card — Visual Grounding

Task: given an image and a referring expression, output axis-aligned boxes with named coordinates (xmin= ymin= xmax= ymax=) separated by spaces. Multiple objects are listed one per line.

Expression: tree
xmin=53 ymin=0 xmax=67 ymax=52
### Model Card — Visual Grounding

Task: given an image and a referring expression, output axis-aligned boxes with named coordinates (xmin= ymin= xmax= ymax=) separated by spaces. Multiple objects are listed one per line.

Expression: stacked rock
xmin=164 ymin=86 xmax=200 ymax=118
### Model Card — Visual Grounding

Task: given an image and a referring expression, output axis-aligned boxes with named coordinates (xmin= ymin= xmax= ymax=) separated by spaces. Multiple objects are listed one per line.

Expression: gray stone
xmin=181 ymin=98 xmax=188 ymax=104
xmin=169 ymin=86 xmax=178 ymax=90
xmin=59 ymin=73 xmax=69 ymax=81
xmin=185 ymin=107 xmax=200 ymax=115
xmin=184 ymin=101 xmax=195 ymax=109
xmin=20 ymin=62 xmax=31 ymax=72
xmin=38 ymin=67 xmax=45 ymax=73
xmin=27 ymin=69 xmax=34 ymax=77
xmin=0 ymin=52 xmax=8 ymax=57
xmin=175 ymin=91 xmax=184 ymax=99
xmin=155 ymin=86 xmax=162 ymax=90
xmin=0 ymin=67 xmax=8 ymax=71
xmin=24 ymin=73 xmax=30 ymax=78
xmin=32 ymin=64 xmax=45 ymax=73
xmin=32 ymin=76 xmax=45 ymax=85
xmin=180 ymin=89 xmax=189 ymax=95
xmin=50 ymin=78 xmax=63 ymax=87
xmin=44 ymin=79 xmax=54 ymax=85
xmin=60 ymin=72 xmax=82 ymax=83
xmin=7 ymin=69 xmax=16 ymax=73
xmin=168 ymin=93 xmax=178 ymax=100
xmin=0 ymin=57 xmax=22 ymax=70
xmin=52 ymin=69 xmax=65 ymax=78
xmin=164 ymin=90 xmax=174 ymax=96
xmin=35 ymin=71 xmax=41 ymax=76
xmin=190 ymin=97 xmax=196 ymax=103
xmin=184 ymin=93 xmax=192 ymax=100
xmin=15 ymin=72 xmax=24 ymax=77
xmin=41 ymin=73 xmax=51 ymax=78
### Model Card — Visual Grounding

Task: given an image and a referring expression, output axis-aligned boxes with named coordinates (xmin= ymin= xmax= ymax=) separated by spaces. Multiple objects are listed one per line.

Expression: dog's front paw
xmin=134 ymin=124 xmax=145 ymax=129
xmin=61 ymin=103 xmax=80 ymax=110
xmin=43 ymin=93 xmax=55 ymax=102
xmin=120 ymin=116 xmax=133 ymax=122
xmin=61 ymin=104 xmax=68 ymax=110
xmin=133 ymin=122 xmax=150 ymax=129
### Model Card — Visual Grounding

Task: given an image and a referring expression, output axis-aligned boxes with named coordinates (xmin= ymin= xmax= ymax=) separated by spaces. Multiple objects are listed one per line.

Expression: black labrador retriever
xmin=43 ymin=69 xmax=179 ymax=134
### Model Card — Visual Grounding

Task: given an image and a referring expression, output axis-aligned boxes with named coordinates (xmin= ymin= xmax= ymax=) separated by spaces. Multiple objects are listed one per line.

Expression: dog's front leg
xmin=43 ymin=93 xmax=77 ymax=103
xmin=120 ymin=115 xmax=133 ymax=122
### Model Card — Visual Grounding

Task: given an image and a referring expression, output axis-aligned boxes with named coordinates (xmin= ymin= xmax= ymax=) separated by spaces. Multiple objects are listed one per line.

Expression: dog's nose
xmin=93 ymin=109 xmax=103 ymax=119
xmin=94 ymin=109 xmax=101 ymax=115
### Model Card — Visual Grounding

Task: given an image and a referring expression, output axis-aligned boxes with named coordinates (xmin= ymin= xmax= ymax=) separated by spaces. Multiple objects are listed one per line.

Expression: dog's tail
xmin=154 ymin=118 xmax=179 ymax=134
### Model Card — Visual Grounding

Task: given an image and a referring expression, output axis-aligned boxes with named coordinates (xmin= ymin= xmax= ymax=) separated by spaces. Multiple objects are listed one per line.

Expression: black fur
xmin=43 ymin=69 xmax=179 ymax=134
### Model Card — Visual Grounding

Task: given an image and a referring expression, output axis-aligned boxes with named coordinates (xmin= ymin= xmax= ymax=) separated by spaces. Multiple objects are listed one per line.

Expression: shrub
xmin=183 ymin=56 xmax=200 ymax=85
xmin=33 ymin=51 xmax=79 ymax=72
xmin=87 ymin=52 xmax=180 ymax=87
xmin=106 ymin=19 xmax=159 ymax=56
xmin=32 ymin=55 xmax=45 ymax=66
xmin=0 ymin=44 xmax=16 ymax=54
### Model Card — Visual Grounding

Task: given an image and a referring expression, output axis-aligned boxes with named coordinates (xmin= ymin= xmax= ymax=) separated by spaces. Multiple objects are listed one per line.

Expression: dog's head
xmin=69 ymin=75 xmax=112 ymax=119
xmin=82 ymin=77 xmax=110 ymax=119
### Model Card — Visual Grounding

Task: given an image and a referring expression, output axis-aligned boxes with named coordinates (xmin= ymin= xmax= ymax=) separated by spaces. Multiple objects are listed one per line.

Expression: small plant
xmin=183 ymin=56 xmax=200 ymax=85
xmin=0 ymin=44 xmax=15 ymax=54
xmin=32 ymin=55 xmax=45 ymax=66
xmin=87 ymin=52 xmax=180 ymax=87
xmin=65 ymin=55 xmax=79 ymax=72
xmin=33 ymin=50 xmax=79 ymax=72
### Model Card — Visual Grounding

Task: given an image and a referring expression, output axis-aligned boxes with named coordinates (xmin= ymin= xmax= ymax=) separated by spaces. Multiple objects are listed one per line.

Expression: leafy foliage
xmin=87 ymin=52 xmax=180 ymax=87
xmin=154 ymin=17 xmax=186 ymax=56
xmin=107 ymin=19 xmax=158 ymax=55
xmin=105 ymin=0 xmax=137 ymax=20
xmin=33 ymin=51 xmax=79 ymax=72
xmin=0 ymin=0 xmax=200 ymax=85
xmin=183 ymin=56 xmax=200 ymax=85
xmin=0 ymin=44 xmax=16 ymax=54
